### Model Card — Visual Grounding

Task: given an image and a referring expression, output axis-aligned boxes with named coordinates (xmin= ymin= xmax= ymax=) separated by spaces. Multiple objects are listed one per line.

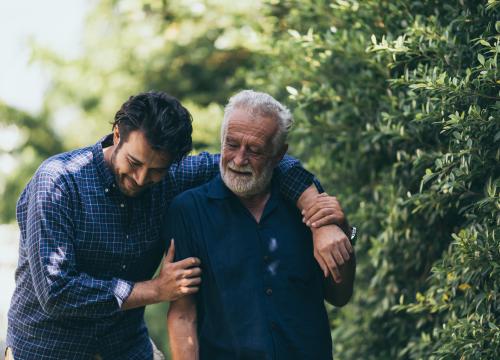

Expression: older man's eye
xmin=249 ymin=148 xmax=262 ymax=155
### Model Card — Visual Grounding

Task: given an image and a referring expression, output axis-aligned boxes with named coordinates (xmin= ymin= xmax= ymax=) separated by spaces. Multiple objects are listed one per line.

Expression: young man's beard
xmin=110 ymin=144 xmax=144 ymax=197
xmin=220 ymin=160 xmax=274 ymax=198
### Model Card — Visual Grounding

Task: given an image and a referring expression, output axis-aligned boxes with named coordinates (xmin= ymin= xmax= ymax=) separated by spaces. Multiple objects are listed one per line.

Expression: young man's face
xmin=220 ymin=108 xmax=285 ymax=197
xmin=110 ymin=128 xmax=172 ymax=197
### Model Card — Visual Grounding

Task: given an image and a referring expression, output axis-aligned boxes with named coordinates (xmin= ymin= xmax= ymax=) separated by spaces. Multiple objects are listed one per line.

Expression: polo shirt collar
xmin=207 ymin=175 xmax=233 ymax=199
xmin=92 ymin=134 xmax=117 ymax=190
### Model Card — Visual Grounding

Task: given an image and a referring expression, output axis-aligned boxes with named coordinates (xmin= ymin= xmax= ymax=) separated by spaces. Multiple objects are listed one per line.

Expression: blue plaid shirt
xmin=7 ymin=135 xmax=317 ymax=360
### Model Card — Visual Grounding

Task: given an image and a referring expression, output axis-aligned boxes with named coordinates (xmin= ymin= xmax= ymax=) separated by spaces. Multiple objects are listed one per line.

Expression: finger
xmin=301 ymin=193 xmax=328 ymax=216
xmin=181 ymin=286 xmax=199 ymax=295
xmin=311 ymin=213 xmax=344 ymax=228
xmin=176 ymin=256 xmax=201 ymax=269
xmin=302 ymin=200 xmax=328 ymax=221
xmin=303 ymin=198 xmax=340 ymax=223
xmin=181 ymin=277 xmax=202 ymax=287
xmin=307 ymin=208 xmax=340 ymax=226
xmin=323 ymin=253 xmax=342 ymax=282
xmin=300 ymin=193 xmax=328 ymax=215
xmin=338 ymin=242 xmax=351 ymax=262
xmin=184 ymin=267 xmax=202 ymax=278
xmin=165 ymin=239 xmax=175 ymax=263
xmin=314 ymin=251 xmax=329 ymax=278
xmin=331 ymin=249 xmax=345 ymax=267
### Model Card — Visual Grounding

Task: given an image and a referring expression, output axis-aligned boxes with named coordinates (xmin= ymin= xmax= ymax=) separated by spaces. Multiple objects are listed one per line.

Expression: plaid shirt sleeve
xmin=25 ymin=170 xmax=134 ymax=319
xmin=170 ymin=152 xmax=322 ymax=202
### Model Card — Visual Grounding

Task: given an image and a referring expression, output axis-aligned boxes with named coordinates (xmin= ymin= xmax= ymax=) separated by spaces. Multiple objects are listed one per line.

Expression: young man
xmin=6 ymin=91 xmax=350 ymax=359
xmin=166 ymin=90 xmax=356 ymax=359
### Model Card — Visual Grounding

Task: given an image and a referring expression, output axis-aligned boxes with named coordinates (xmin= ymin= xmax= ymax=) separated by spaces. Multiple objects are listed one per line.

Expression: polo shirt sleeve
xmin=162 ymin=195 xmax=196 ymax=262
xmin=25 ymin=169 xmax=134 ymax=319
xmin=168 ymin=152 xmax=323 ymax=203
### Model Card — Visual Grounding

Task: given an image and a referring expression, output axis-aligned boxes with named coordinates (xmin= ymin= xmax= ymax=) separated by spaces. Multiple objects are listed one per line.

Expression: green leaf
xmin=286 ymin=86 xmax=298 ymax=96
xmin=478 ymin=53 xmax=485 ymax=65
xmin=288 ymin=29 xmax=301 ymax=39
xmin=479 ymin=39 xmax=490 ymax=47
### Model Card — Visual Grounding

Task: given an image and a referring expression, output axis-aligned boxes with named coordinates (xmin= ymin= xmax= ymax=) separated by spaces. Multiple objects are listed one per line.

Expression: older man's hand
xmin=297 ymin=189 xmax=352 ymax=281
xmin=311 ymin=224 xmax=353 ymax=282
xmin=301 ymin=193 xmax=346 ymax=228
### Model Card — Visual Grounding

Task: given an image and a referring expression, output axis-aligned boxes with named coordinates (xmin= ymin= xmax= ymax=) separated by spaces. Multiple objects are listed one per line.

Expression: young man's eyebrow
xmin=127 ymin=155 xmax=143 ymax=164
xmin=128 ymin=154 xmax=169 ymax=171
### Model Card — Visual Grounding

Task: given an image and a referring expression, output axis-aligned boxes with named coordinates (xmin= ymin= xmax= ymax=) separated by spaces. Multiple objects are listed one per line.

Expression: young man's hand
xmin=122 ymin=240 xmax=201 ymax=310
xmin=155 ymin=239 xmax=202 ymax=301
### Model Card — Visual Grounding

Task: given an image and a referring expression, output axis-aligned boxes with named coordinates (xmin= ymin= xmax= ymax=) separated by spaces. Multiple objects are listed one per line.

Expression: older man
xmin=165 ymin=90 xmax=356 ymax=359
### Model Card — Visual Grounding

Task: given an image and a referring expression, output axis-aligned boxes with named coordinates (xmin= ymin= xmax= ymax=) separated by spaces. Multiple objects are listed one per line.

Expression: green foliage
xmin=0 ymin=103 xmax=64 ymax=222
xmin=3 ymin=0 xmax=498 ymax=358
xmin=252 ymin=0 xmax=499 ymax=358
xmin=33 ymin=0 xmax=263 ymax=147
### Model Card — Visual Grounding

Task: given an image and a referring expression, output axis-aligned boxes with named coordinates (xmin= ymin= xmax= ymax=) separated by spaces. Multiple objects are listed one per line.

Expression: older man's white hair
xmin=221 ymin=90 xmax=293 ymax=153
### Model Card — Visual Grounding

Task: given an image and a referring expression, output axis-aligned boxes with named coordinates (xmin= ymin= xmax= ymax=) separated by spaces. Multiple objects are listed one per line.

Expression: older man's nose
xmin=233 ymin=149 xmax=249 ymax=166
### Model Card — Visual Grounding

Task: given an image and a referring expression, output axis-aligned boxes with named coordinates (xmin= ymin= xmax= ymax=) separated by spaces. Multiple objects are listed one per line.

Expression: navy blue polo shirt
xmin=164 ymin=175 xmax=332 ymax=360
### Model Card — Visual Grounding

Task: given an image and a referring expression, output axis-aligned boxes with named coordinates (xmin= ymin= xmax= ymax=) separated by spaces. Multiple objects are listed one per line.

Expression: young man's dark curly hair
xmin=112 ymin=91 xmax=193 ymax=163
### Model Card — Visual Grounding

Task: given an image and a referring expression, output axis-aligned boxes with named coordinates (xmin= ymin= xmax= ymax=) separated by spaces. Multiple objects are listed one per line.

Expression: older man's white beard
xmin=220 ymin=161 xmax=274 ymax=197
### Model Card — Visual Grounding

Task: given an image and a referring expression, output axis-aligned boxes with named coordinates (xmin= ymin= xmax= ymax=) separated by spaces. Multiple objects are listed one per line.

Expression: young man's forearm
xmin=122 ymin=279 xmax=161 ymax=310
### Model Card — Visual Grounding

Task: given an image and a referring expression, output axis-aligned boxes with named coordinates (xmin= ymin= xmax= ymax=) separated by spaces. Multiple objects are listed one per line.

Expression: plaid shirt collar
xmin=91 ymin=134 xmax=117 ymax=192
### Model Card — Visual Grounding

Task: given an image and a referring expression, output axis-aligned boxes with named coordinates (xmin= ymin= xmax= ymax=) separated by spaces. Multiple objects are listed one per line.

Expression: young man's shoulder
xmin=171 ymin=180 xmax=213 ymax=205
xmin=33 ymin=145 xmax=97 ymax=189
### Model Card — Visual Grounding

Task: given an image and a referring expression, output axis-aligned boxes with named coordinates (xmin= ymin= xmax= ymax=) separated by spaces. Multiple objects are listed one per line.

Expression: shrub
xmin=250 ymin=0 xmax=499 ymax=358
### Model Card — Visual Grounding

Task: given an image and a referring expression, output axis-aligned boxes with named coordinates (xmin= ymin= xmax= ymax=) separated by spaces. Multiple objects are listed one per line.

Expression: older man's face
xmin=220 ymin=108 xmax=281 ymax=197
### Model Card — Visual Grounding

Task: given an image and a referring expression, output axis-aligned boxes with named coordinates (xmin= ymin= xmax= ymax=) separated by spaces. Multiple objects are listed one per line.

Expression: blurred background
xmin=1 ymin=0 xmax=498 ymax=359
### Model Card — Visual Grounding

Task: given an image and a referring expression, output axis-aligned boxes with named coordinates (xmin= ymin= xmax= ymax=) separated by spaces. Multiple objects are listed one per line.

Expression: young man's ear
xmin=113 ymin=126 xmax=120 ymax=146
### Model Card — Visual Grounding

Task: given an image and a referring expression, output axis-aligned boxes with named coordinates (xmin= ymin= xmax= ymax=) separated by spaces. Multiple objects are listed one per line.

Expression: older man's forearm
xmin=168 ymin=298 xmax=199 ymax=360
